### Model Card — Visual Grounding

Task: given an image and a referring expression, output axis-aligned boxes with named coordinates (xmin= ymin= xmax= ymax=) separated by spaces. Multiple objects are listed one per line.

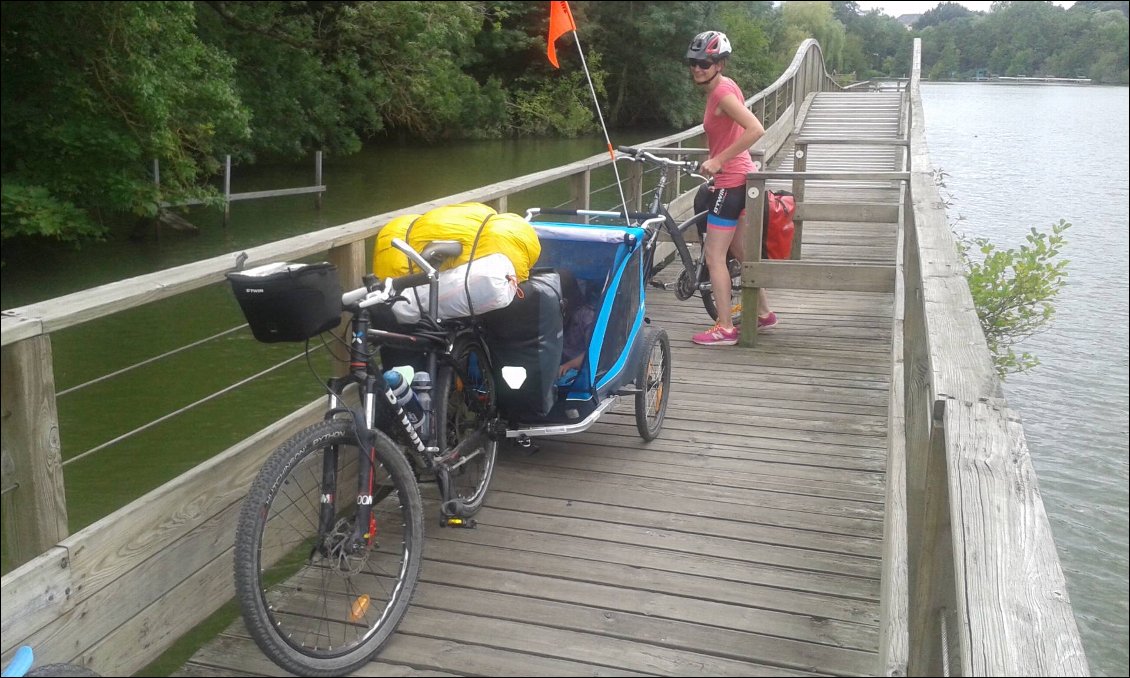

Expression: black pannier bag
xmin=227 ymin=262 xmax=343 ymax=343
xmin=482 ymin=270 xmax=564 ymax=419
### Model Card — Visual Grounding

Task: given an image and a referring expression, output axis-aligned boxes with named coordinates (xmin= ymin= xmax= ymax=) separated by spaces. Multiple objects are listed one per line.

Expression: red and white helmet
xmin=686 ymin=31 xmax=732 ymax=62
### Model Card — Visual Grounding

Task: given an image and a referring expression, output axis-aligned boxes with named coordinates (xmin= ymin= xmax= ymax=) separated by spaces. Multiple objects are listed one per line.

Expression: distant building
xmin=896 ymin=14 xmax=921 ymax=29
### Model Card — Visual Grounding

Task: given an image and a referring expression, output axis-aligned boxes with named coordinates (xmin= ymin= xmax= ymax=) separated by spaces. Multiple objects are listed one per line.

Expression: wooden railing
xmin=890 ymin=40 xmax=1088 ymax=676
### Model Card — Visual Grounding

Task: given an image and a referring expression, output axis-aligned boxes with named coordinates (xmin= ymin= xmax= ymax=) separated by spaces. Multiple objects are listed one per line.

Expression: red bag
xmin=762 ymin=189 xmax=796 ymax=260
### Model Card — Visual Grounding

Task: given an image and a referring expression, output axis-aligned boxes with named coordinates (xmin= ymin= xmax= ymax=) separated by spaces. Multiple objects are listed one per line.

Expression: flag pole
xmin=569 ymin=33 xmax=630 ymax=225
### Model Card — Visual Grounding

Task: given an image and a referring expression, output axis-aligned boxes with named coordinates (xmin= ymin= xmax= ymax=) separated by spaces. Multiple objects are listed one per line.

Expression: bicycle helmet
xmin=686 ymin=31 xmax=732 ymax=62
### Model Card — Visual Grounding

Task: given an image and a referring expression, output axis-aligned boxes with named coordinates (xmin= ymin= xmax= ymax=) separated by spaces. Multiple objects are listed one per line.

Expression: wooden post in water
xmin=223 ymin=155 xmax=232 ymax=227
xmin=1 ymin=337 xmax=69 ymax=567
xmin=315 ymin=151 xmax=323 ymax=210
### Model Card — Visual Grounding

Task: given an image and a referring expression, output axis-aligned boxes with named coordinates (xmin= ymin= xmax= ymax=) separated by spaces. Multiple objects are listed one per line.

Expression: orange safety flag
xmin=546 ymin=1 xmax=576 ymax=68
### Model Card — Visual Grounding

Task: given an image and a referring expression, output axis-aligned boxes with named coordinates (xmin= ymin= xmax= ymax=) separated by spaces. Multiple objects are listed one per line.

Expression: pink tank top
xmin=703 ymin=76 xmax=756 ymax=189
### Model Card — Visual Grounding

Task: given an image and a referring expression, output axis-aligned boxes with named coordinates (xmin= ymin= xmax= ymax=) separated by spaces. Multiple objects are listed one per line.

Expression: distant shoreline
xmin=977 ymin=75 xmax=1092 ymax=85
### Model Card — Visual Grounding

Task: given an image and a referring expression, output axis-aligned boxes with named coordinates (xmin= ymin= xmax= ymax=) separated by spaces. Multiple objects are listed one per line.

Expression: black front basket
xmin=227 ymin=262 xmax=343 ymax=343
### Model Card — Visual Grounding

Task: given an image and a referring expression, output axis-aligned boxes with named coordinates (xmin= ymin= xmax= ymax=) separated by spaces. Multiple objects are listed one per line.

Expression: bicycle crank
xmin=674 ymin=268 xmax=697 ymax=300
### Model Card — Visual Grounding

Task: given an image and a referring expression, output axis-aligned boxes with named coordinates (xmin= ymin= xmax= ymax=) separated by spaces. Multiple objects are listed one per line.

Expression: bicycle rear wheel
xmin=700 ymin=255 xmax=744 ymax=326
xmin=634 ymin=327 xmax=671 ymax=441
xmin=234 ymin=420 xmax=423 ymax=677
xmin=435 ymin=335 xmax=498 ymax=517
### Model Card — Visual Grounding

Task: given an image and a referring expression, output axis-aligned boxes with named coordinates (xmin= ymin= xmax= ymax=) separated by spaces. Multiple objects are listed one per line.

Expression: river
xmin=920 ymin=81 xmax=1129 ymax=677
xmin=0 ymin=85 xmax=1125 ymax=675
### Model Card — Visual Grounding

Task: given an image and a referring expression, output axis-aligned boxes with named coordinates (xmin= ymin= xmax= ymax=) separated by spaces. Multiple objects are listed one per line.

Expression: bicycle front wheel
xmin=435 ymin=335 xmax=498 ymax=517
xmin=700 ymin=255 xmax=744 ymax=326
xmin=233 ymin=420 xmax=423 ymax=677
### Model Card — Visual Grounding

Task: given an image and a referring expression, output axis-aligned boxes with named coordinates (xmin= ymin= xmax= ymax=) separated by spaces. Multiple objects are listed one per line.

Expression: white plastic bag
xmin=391 ymin=252 xmax=518 ymax=324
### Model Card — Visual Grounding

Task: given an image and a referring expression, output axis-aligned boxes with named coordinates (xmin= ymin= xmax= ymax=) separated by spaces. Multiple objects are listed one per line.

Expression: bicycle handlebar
xmin=617 ymin=145 xmax=700 ymax=174
xmin=341 ymin=238 xmax=436 ymax=310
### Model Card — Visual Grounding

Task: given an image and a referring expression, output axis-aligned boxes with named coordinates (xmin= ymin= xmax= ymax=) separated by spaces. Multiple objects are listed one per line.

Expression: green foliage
xmin=0 ymin=182 xmax=103 ymax=247
xmin=781 ymin=1 xmax=847 ymax=71
xmin=914 ymin=2 xmax=975 ymax=30
xmin=915 ymin=0 xmax=1129 ymax=82
xmin=935 ymin=169 xmax=1071 ymax=378
xmin=508 ymin=56 xmax=602 ymax=136
xmin=957 ymin=220 xmax=1071 ymax=377
xmin=0 ymin=0 xmax=1125 ymax=249
xmin=1 ymin=1 xmax=249 ymax=243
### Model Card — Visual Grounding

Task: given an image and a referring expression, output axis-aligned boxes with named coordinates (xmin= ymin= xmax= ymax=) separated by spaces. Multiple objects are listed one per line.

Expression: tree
xmin=194 ymin=1 xmax=503 ymax=152
xmin=780 ymin=1 xmax=847 ymax=72
xmin=1 ymin=1 xmax=250 ymax=244
xmin=915 ymin=1 xmax=976 ymax=30
xmin=928 ymin=37 xmax=962 ymax=79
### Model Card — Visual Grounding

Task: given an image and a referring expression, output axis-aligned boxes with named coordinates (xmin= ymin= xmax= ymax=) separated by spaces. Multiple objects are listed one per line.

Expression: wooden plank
xmin=422 ymin=527 xmax=879 ymax=625
xmin=944 ymin=400 xmax=1089 ymax=676
xmin=227 ymin=185 xmax=326 ymax=202
xmin=1 ymin=336 xmax=68 ymax=568
xmin=11 ymin=503 xmax=240 ymax=668
xmin=879 ymin=196 xmax=909 ymax=677
xmin=797 ymin=202 xmax=900 ymax=223
xmin=743 ymin=261 xmax=895 ymax=293
xmin=0 ymin=548 xmax=72 ymax=653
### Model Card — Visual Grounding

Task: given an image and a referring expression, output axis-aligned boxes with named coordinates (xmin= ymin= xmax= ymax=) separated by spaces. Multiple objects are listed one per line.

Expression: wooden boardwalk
xmin=175 ymin=92 xmax=903 ymax=677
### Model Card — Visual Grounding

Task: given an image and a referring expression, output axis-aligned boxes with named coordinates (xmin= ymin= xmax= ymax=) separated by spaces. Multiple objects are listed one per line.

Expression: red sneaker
xmin=757 ymin=312 xmax=778 ymax=331
xmin=692 ymin=324 xmax=739 ymax=346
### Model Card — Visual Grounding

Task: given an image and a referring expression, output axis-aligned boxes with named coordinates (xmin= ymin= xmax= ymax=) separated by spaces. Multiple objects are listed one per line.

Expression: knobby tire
xmin=233 ymin=420 xmax=423 ymax=677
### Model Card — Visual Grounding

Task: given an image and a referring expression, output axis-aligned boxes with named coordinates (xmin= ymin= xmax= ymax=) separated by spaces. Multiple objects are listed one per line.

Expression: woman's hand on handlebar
xmin=699 ymin=157 xmax=722 ymax=178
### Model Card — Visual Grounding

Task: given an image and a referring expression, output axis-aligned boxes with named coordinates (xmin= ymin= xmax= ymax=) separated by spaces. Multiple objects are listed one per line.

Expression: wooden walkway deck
xmin=175 ymin=92 xmax=903 ymax=677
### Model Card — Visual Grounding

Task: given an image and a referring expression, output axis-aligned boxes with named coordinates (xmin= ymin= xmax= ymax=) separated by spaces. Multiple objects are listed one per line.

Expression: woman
xmin=686 ymin=30 xmax=776 ymax=346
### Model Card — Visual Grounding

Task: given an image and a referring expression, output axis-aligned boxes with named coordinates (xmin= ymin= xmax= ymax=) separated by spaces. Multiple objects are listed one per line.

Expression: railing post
xmin=792 ymin=142 xmax=808 ymax=260
xmin=1 ymin=336 xmax=69 ymax=567
xmin=326 ymin=242 xmax=367 ymax=377
xmin=907 ymin=398 xmax=958 ymax=676
xmin=628 ymin=162 xmax=643 ymax=213
xmin=488 ymin=196 xmax=508 ymax=213
xmin=738 ymin=174 xmax=767 ymax=348
xmin=569 ymin=170 xmax=590 ymax=211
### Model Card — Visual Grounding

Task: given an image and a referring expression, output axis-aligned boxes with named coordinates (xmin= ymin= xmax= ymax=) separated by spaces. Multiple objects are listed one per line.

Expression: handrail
xmin=898 ymin=38 xmax=1089 ymax=676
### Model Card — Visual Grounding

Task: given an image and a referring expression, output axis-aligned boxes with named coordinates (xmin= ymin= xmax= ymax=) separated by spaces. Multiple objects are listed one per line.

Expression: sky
xmin=854 ymin=1 xmax=1075 ymax=17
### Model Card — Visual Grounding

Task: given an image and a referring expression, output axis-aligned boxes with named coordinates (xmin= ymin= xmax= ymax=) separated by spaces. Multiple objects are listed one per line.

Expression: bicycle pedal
xmin=442 ymin=517 xmax=477 ymax=529
xmin=649 ymin=280 xmax=673 ymax=290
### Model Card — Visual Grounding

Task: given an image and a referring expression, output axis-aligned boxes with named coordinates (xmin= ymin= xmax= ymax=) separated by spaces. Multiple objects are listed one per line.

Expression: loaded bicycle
xmin=614 ymin=145 xmax=744 ymax=325
xmin=227 ymin=206 xmax=673 ymax=674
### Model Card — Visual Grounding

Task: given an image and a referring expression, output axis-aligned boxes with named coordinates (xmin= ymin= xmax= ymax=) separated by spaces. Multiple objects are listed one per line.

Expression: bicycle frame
xmin=312 ymin=234 xmax=502 ymax=550
xmin=638 ymin=164 xmax=706 ymax=287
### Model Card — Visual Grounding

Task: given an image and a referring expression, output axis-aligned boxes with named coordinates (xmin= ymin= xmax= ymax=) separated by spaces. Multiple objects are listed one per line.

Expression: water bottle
xmin=411 ymin=371 xmax=433 ymax=443
xmin=383 ymin=369 xmax=423 ymax=432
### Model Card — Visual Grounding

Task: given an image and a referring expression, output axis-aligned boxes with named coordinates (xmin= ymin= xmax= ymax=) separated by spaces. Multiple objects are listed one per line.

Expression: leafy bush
xmin=957 ymin=220 xmax=1071 ymax=377
xmin=935 ymin=169 xmax=1071 ymax=378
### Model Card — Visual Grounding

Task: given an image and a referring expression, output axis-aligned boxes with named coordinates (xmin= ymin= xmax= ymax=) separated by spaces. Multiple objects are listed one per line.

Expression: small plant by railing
xmin=934 ymin=168 xmax=1071 ymax=377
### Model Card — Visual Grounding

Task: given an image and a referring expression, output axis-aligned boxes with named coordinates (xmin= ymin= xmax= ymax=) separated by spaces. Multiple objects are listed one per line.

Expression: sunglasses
xmin=687 ymin=58 xmax=716 ymax=70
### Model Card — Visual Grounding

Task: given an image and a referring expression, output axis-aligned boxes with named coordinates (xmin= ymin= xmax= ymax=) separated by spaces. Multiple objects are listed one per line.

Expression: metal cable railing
xmin=56 ymin=324 xmax=249 ymax=397
xmin=61 ymin=343 xmax=324 ymax=468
